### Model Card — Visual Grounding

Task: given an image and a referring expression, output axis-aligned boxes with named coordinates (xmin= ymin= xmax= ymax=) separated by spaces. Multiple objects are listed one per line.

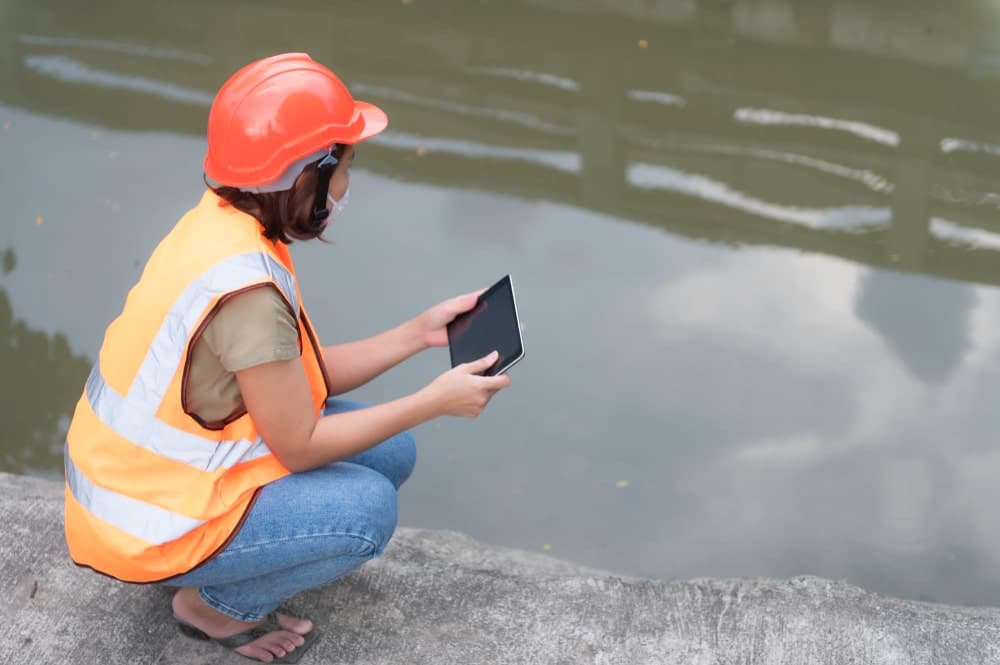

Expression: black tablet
xmin=447 ymin=275 xmax=524 ymax=376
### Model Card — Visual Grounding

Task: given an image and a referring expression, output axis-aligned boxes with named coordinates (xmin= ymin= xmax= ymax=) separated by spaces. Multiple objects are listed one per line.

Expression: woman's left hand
xmin=414 ymin=290 xmax=484 ymax=348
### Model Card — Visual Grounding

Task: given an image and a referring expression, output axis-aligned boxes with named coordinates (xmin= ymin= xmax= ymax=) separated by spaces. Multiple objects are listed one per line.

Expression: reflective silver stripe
xmin=65 ymin=446 xmax=205 ymax=545
xmin=86 ymin=363 xmax=274 ymax=470
xmin=126 ymin=251 xmax=298 ymax=414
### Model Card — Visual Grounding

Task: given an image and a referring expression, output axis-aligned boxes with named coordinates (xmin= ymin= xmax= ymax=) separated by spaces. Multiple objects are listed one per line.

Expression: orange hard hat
xmin=203 ymin=53 xmax=387 ymax=191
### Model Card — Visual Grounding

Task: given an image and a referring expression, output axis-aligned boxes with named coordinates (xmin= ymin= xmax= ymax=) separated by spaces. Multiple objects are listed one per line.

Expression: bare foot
xmin=172 ymin=588 xmax=313 ymax=663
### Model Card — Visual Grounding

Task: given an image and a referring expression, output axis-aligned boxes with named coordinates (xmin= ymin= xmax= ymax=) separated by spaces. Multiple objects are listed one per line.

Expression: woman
xmin=63 ymin=52 xmax=510 ymax=663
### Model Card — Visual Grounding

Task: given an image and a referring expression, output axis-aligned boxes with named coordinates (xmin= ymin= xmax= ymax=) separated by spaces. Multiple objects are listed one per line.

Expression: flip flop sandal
xmin=175 ymin=613 xmax=320 ymax=664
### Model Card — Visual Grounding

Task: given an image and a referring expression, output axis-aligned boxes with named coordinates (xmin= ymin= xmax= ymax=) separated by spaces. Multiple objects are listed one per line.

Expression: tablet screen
xmin=447 ymin=275 xmax=524 ymax=376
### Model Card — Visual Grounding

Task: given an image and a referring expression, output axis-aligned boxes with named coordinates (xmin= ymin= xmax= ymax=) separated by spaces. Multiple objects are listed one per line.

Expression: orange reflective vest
xmin=64 ymin=190 xmax=332 ymax=583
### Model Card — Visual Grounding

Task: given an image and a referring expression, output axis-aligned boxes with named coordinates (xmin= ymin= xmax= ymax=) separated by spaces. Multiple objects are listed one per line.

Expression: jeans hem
xmin=198 ymin=587 xmax=274 ymax=623
xmin=217 ymin=529 xmax=383 ymax=559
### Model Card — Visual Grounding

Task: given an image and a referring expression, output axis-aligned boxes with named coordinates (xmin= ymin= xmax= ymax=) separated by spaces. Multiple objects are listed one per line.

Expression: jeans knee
xmin=393 ymin=430 xmax=417 ymax=488
xmin=361 ymin=474 xmax=398 ymax=556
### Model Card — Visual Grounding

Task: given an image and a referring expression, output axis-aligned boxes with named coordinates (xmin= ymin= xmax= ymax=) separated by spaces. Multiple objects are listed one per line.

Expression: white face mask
xmin=326 ymin=186 xmax=350 ymax=222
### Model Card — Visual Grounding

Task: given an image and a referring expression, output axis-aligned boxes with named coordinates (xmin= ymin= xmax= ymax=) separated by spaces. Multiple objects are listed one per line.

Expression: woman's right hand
xmin=423 ymin=351 xmax=512 ymax=418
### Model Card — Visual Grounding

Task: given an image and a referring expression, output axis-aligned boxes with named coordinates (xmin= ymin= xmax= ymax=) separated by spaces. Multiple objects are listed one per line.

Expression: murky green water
xmin=5 ymin=0 xmax=1000 ymax=606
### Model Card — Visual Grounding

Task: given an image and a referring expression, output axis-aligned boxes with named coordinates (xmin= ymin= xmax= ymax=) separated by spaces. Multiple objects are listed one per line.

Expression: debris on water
xmin=30 ymin=580 xmax=38 ymax=599
xmin=416 ymin=146 xmax=427 ymax=156
xmin=2 ymin=121 xmax=9 ymax=130
xmin=542 ymin=544 xmax=552 ymax=552
xmin=889 ymin=254 xmax=900 ymax=263
xmin=638 ymin=39 xmax=649 ymax=49
xmin=35 ymin=216 xmax=43 ymax=225
xmin=402 ymin=0 xmax=413 ymax=5
xmin=615 ymin=480 xmax=630 ymax=489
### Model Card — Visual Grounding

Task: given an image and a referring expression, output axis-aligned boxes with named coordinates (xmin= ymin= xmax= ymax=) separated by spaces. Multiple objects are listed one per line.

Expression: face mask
xmin=327 ymin=186 xmax=350 ymax=222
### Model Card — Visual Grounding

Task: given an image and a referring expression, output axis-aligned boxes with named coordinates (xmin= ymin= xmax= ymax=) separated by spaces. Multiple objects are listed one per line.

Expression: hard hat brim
xmin=354 ymin=101 xmax=388 ymax=142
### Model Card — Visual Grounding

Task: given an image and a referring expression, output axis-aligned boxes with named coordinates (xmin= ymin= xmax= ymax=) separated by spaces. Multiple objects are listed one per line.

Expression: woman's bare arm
xmin=237 ymin=351 xmax=508 ymax=472
xmin=321 ymin=320 xmax=425 ymax=396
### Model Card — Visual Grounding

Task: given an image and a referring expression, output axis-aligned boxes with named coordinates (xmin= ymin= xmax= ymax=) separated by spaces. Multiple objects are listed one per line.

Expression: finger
xmin=484 ymin=374 xmax=511 ymax=391
xmin=454 ymin=285 xmax=487 ymax=298
xmin=460 ymin=351 xmax=499 ymax=373
xmin=452 ymin=291 xmax=483 ymax=314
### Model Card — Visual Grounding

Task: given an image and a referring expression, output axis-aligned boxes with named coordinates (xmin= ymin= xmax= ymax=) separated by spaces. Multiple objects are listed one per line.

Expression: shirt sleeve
xmin=201 ymin=285 xmax=301 ymax=373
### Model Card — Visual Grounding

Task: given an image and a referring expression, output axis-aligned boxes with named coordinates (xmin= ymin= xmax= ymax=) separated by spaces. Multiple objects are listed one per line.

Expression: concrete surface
xmin=2 ymin=471 xmax=1000 ymax=665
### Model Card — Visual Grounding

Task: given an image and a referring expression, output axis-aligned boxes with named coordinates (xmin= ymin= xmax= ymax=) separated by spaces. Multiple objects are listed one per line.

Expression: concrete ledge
xmin=2 ymin=472 xmax=999 ymax=664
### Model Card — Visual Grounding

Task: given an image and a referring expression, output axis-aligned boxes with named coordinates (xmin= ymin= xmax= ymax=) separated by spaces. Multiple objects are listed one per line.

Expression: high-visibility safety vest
xmin=64 ymin=190 xmax=332 ymax=583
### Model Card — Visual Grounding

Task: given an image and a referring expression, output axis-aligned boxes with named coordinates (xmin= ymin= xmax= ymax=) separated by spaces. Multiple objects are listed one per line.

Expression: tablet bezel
xmin=447 ymin=274 xmax=525 ymax=376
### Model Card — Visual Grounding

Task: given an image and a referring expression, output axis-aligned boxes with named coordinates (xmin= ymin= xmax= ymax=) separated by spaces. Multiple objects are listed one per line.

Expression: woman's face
xmin=327 ymin=144 xmax=355 ymax=203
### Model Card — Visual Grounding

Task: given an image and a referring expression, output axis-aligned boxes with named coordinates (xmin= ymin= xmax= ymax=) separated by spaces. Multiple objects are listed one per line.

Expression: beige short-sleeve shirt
xmin=185 ymin=286 xmax=300 ymax=426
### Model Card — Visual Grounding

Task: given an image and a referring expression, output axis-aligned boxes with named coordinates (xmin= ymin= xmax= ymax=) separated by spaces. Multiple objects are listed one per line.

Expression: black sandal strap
xmin=176 ymin=611 xmax=320 ymax=663
xmin=212 ymin=614 xmax=284 ymax=650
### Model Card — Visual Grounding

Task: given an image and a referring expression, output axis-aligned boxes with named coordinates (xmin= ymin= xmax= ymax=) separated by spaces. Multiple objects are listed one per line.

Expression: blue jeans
xmin=161 ymin=399 xmax=417 ymax=622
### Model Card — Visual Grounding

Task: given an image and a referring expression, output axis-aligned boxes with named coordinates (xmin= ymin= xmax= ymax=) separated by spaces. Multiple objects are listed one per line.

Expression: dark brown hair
xmin=207 ymin=144 xmax=346 ymax=244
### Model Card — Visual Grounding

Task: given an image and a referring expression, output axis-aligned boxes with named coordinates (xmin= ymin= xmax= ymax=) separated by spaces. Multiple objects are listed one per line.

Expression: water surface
xmin=4 ymin=0 xmax=1000 ymax=606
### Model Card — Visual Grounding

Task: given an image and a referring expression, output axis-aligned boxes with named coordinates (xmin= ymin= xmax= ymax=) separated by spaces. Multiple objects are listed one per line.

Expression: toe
xmin=236 ymin=645 xmax=274 ymax=663
xmin=276 ymin=613 xmax=313 ymax=635
xmin=232 ymin=620 xmax=309 ymax=662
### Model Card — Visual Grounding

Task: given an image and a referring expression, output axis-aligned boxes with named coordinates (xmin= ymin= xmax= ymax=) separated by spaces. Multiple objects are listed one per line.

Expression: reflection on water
xmin=856 ymin=271 xmax=975 ymax=385
xmin=16 ymin=33 xmax=213 ymax=64
xmin=627 ymin=161 xmax=891 ymax=230
xmin=4 ymin=0 xmax=1000 ymax=607
xmin=0 ymin=249 xmax=90 ymax=474
xmin=23 ymin=55 xmax=215 ymax=106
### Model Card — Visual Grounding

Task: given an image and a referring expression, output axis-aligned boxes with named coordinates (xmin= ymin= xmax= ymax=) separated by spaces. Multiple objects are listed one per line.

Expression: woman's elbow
xmin=266 ymin=433 xmax=314 ymax=473
xmin=277 ymin=453 xmax=310 ymax=474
